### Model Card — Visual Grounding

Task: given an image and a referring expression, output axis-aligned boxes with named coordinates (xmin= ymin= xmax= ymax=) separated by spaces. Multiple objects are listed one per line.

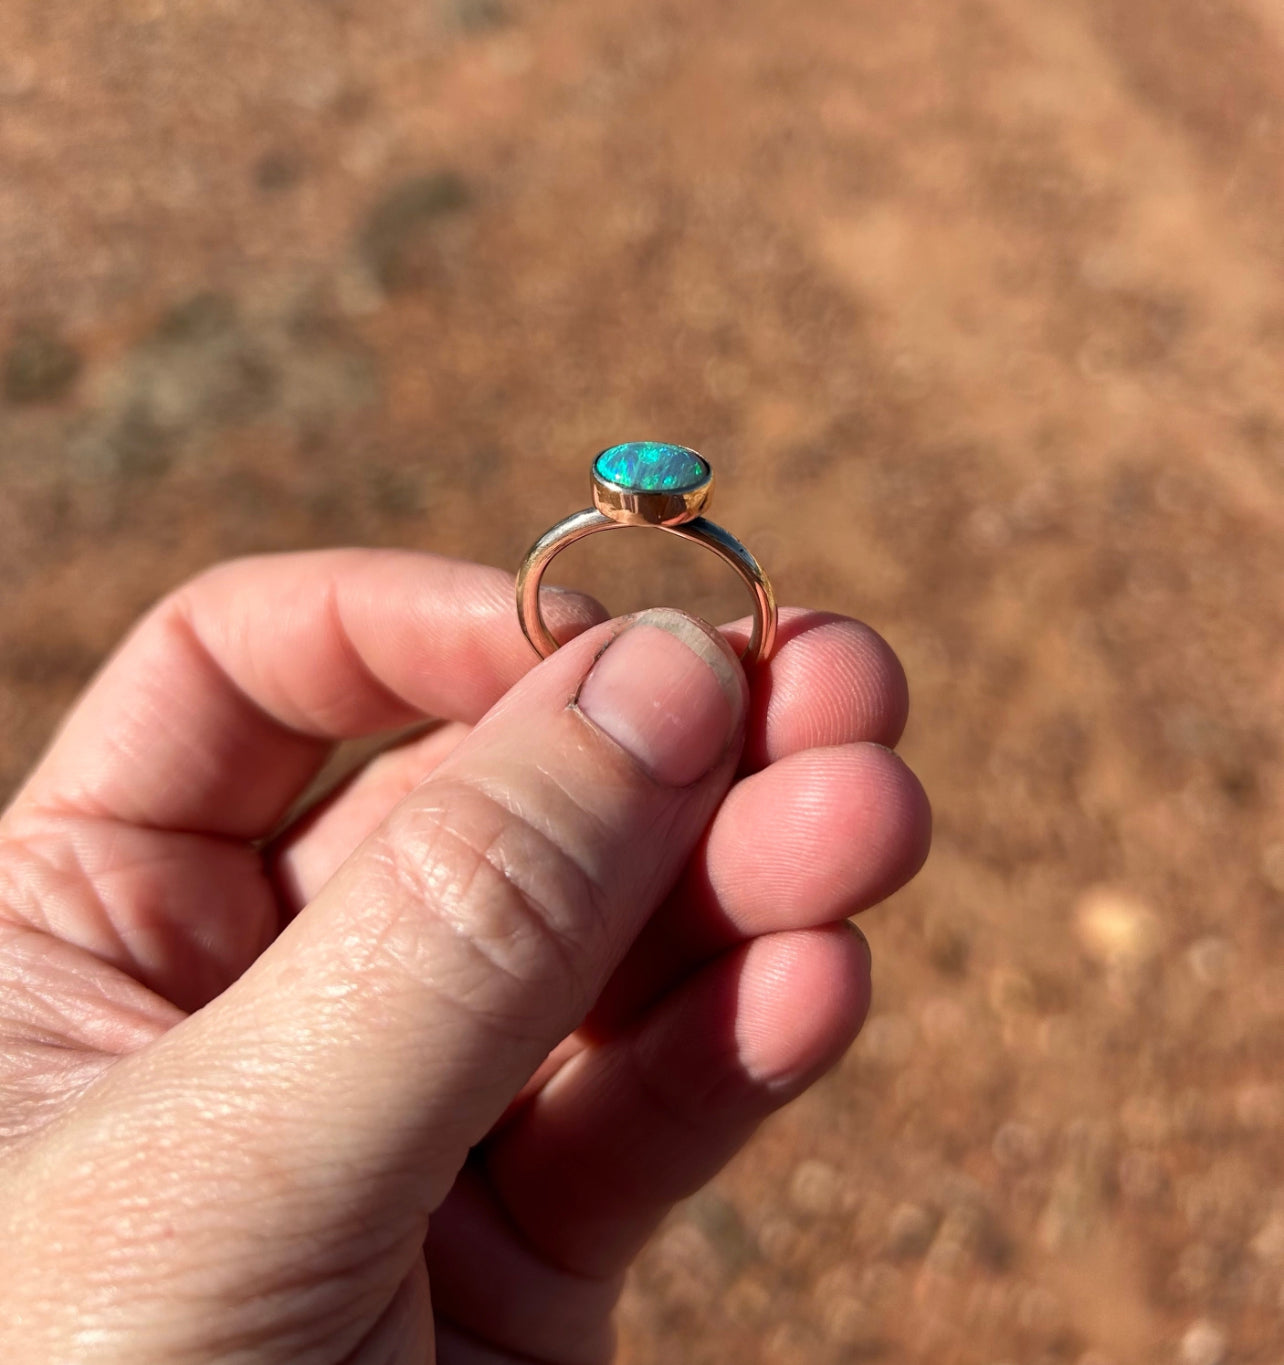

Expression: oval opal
xmin=594 ymin=442 xmax=709 ymax=493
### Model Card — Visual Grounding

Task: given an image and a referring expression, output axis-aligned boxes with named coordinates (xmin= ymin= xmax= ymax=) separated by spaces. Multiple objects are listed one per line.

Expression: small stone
xmin=921 ymin=995 xmax=969 ymax=1046
xmin=594 ymin=441 xmax=709 ymax=493
xmin=886 ymin=1202 xmax=937 ymax=1259
xmin=724 ymin=1271 xmax=773 ymax=1327
xmin=1172 ymin=1243 xmax=1221 ymax=1299
xmin=860 ymin=1262 xmax=903 ymax=1306
xmin=1015 ymin=1285 xmax=1064 ymax=1342
xmin=924 ymin=909 xmax=971 ymax=974
xmin=762 ymin=1321 xmax=821 ymax=1365
xmin=993 ymin=1121 xmax=1041 ymax=1171
xmin=756 ymin=1214 xmax=808 ymax=1270
xmin=989 ymin=965 xmax=1038 ymax=1017
xmin=1186 ymin=936 xmax=1235 ymax=987
xmin=820 ymin=1294 xmax=880 ymax=1349
xmin=1118 ymin=1149 xmax=1166 ymax=1204
xmin=1074 ymin=885 xmax=1163 ymax=969
xmin=1179 ymin=1319 xmax=1227 ymax=1365
xmin=858 ymin=1012 xmax=917 ymax=1067
xmin=788 ymin=1159 xmax=842 ymax=1218
xmin=646 ymin=1221 xmax=721 ymax=1308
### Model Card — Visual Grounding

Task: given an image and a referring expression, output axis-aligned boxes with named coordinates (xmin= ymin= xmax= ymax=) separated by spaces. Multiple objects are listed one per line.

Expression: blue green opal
xmin=594 ymin=442 xmax=709 ymax=493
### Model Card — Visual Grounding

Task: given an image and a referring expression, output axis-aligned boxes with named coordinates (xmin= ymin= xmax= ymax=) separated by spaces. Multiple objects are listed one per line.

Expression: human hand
xmin=0 ymin=549 xmax=929 ymax=1364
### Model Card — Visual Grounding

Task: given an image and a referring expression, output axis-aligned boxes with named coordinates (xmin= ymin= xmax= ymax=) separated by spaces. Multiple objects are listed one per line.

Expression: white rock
xmin=788 ymin=1160 xmax=841 ymax=1218
xmin=1075 ymin=886 xmax=1163 ymax=968
xmin=1180 ymin=1319 xmax=1227 ymax=1365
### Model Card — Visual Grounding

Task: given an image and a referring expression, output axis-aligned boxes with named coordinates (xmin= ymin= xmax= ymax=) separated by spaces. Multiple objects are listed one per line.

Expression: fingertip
xmin=861 ymin=742 xmax=933 ymax=893
xmin=733 ymin=924 xmax=873 ymax=1094
xmin=703 ymin=740 xmax=932 ymax=932
xmin=725 ymin=609 xmax=911 ymax=769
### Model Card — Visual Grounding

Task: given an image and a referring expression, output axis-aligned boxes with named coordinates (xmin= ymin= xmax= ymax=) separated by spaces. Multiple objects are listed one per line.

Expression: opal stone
xmin=594 ymin=442 xmax=709 ymax=493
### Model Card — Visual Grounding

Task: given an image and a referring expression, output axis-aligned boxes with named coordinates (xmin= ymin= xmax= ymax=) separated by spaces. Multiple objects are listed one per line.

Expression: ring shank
xmin=516 ymin=510 xmax=778 ymax=664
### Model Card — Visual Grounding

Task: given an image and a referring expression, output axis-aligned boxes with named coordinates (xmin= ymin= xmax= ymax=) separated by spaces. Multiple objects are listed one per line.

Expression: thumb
xmin=100 ymin=609 xmax=745 ymax=1273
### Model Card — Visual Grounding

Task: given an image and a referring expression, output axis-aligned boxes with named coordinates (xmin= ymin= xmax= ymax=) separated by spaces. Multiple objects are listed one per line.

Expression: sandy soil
xmin=3 ymin=0 xmax=1284 ymax=1360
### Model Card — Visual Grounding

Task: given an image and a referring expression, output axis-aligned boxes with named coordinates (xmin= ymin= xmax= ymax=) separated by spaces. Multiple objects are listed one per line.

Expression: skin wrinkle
xmin=315 ymin=576 xmax=423 ymax=737
xmin=438 ymin=769 xmax=624 ymax=970
xmin=7 ymin=1075 xmax=417 ymax=1342
xmin=0 ymin=820 xmax=274 ymax=1012
xmin=367 ymin=789 xmax=600 ymax=1036
xmin=52 ymin=602 xmax=272 ymax=829
xmin=465 ymin=755 xmax=696 ymax=917
xmin=0 ymin=830 xmax=131 ymax=967
xmin=170 ymin=598 xmax=334 ymax=794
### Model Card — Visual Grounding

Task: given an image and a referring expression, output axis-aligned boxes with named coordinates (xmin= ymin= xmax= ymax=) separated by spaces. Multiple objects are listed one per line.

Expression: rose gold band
xmin=516 ymin=509 xmax=778 ymax=666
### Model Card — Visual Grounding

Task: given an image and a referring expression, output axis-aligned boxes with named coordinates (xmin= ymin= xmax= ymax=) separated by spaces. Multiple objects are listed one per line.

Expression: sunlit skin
xmin=0 ymin=549 xmax=930 ymax=1364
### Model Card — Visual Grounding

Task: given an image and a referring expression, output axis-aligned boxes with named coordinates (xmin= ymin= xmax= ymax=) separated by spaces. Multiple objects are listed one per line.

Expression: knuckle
xmin=371 ymin=779 xmax=611 ymax=1029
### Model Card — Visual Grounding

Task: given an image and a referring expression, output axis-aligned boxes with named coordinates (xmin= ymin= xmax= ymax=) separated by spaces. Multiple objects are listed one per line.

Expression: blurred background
xmin=3 ymin=0 xmax=1284 ymax=1360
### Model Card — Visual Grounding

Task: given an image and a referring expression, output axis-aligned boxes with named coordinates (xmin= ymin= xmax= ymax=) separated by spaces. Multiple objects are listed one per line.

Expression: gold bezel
xmin=591 ymin=461 xmax=714 ymax=527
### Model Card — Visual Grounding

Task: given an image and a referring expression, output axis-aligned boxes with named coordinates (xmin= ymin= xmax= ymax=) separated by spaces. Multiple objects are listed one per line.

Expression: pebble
xmin=1074 ymin=885 xmax=1163 ymax=968
xmin=1015 ymin=1284 xmax=1064 ymax=1342
xmin=921 ymin=995 xmax=970 ymax=1046
xmin=1179 ymin=1319 xmax=1227 ymax=1365
xmin=723 ymin=1271 xmax=773 ymax=1327
xmin=1118 ymin=1149 xmax=1166 ymax=1204
xmin=1039 ymin=1161 xmax=1104 ymax=1250
xmin=819 ymin=1293 xmax=880 ymax=1349
xmin=756 ymin=1214 xmax=808 ymax=1271
xmin=988 ymin=965 xmax=1038 ymax=1017
xmin=993 ymin=1121 xmax=1042 ymax=1170
xmin=813 ymin=1261 xmax=864 ymax=1301
xmin=859 ymin=1012 xmax=917 ymax=1068
xmin=886 ymin=1202 xmax=937 ymax=1259
xmin=788 ymin=1159 xmax=842 ymax=1219
xmin=647 ymin=1222 xmax=721 ymax=1306
xmin=859 ymin=1262 xmax=904 ymax=1307
xmin=924 ymin=909 xmax=972 ymax=975
xmin=1172 ymin=1242 xmax=1221 ymax=1299
xmin=1185 ymin=936 xmax=1235 ymax=987
xmin=762 ymin=1321 xmax=821 ymax=1365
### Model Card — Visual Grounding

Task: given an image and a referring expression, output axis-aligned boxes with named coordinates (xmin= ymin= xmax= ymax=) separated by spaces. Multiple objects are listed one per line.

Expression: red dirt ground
xmin=3 ymin=0 xmax=1284 ymax=1360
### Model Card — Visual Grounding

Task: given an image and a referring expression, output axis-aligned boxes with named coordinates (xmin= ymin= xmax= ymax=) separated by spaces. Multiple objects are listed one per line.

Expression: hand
xmin=0 ymin=549 xmax=929 ymax=1364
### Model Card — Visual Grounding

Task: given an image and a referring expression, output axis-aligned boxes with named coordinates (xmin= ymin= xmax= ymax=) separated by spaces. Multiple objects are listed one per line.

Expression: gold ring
xmin=516 ymin=442 xmax=778 ymax=665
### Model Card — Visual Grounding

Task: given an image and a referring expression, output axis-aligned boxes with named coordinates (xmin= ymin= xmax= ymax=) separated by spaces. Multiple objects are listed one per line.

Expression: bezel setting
xmin=591 ymin=442 xmax=714 ymax=527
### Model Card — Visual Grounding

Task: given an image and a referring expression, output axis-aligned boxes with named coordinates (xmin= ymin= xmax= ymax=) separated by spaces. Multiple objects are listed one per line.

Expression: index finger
xmin=4 ymin=549 xmax=605 ymax=840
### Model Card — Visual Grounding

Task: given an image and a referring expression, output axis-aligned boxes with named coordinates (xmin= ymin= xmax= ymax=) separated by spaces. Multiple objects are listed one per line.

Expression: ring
xmin=516 ymin=442 xmax=778 ymax=665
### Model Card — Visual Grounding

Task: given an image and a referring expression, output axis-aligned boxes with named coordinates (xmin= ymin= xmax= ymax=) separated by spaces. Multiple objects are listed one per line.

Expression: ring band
xmin=516 ymin=442 xmax=778 ymax=665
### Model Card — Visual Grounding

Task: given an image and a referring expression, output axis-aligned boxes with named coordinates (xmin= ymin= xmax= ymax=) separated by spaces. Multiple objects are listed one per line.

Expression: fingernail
xmin=576 ymin=609 xmax=745 ymax=785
